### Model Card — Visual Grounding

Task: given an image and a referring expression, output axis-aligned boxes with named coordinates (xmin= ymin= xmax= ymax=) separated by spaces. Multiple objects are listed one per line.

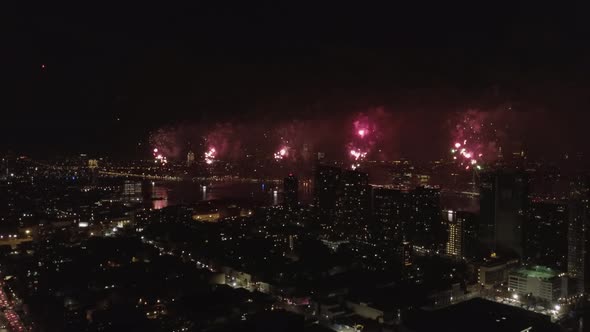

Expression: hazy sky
xmin=3 ymin=3 xmax=590 ymax=158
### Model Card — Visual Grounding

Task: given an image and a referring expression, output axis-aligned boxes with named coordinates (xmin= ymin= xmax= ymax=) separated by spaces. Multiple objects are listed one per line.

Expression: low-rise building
xmin=508 ymin=266 xmax=561 ymax=302
xmin=402 ymin=298 xmax=558 ymax=332
xmin=476 ymin=257 xmax=519 ymax=288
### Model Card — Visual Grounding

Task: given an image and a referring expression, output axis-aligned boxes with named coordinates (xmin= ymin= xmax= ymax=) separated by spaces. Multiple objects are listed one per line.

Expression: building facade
xmin=372 ymin=187 xmax=408 ymax=242
xmin=508 ymin=266 xmax=561 ymax=302
xmin=187 ymin=151 xmax=195 ymax=166
xmin=445 ymin=210 xmax=463 ymax=259
xmin=524 ymin=200 xmax=568 ymax=271
xmin=479 ymin=171 xmax=528 ymax=257
xmin=283 ymin=174 xmax=298 ymax=210
xmin=314 ymin=165 xmax=342 ymax=225
xmin=335 ymin=169 xmax=371 ymax=240
xmin=567 ymin=177 xmax=589 ymax=294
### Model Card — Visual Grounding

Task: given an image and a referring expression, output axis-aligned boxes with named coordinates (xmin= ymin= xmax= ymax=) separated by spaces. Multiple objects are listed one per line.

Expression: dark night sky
xmin=3 ymin=3 xmax=590 ymax=158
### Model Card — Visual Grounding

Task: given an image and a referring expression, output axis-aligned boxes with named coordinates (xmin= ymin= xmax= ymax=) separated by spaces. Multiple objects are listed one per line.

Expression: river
xmin=147 ymin=180 xmax=477 ymax=213
xmin=148 ymin=180 xmax=313 ymax=209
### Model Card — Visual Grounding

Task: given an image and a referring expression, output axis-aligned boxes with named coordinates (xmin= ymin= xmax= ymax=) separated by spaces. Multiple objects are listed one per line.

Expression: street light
xmin=512 ymin=293 xmax=519 ymax=300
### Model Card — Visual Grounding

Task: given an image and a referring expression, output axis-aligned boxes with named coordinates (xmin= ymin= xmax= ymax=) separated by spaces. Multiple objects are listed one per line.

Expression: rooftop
xmin=512 ymin=266 xmax=557 ymax=279
xmin=403 ymin=298 xmax=558 ymax=332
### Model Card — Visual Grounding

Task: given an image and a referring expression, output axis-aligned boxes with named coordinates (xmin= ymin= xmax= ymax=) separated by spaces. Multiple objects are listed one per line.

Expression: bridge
xmin=99 ymin=170 xmax=282 ymax=184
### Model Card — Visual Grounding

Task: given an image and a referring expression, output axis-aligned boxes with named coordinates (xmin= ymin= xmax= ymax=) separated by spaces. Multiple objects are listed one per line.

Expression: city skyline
xmin=3 ymin=2 xmax=590 ymax=331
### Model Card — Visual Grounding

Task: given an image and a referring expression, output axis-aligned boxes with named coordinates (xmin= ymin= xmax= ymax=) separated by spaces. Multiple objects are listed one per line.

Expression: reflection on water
xmin=151 ymin=185 xmax=169 ymax=210
xmin=440 ymin=193 xmax=479 ymax=213
xmin=147 ymin=181 xmax=312 ymax=210
xmin=147 ymin=180 xmax=478 ymax=213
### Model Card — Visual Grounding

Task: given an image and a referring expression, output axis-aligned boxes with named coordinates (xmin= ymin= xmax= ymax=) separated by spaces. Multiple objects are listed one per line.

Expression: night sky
xmin=4 ymin=3 xmax=590 ymax=159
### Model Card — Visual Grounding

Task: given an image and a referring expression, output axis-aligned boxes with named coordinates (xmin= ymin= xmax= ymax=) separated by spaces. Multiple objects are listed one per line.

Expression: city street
xmin=0 ymin=282 xmax=25 ymax=332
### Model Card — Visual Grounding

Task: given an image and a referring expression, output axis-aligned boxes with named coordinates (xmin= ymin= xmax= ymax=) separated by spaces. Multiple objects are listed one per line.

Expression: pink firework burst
xmin=149 ymin=126 xmax=185 ymax=159
xmin=347 ymin=113 xmax=379 ymax=169
xmin=204 ymin=147 xmax=217 ymax=164
xmin=274 ymin=146 xmax=289 ymax=161
xmin=450 ymin=110 xmax=503 ymax=170
xmin=349 ymin=149 xmax=367 ymax=160
xmin=205 ymin=123 xmax=243 ymax=161
xmin=153 ymin=151 xmax=168 ymax=165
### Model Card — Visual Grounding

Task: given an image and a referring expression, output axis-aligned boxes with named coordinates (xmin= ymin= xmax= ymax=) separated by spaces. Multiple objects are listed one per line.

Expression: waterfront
xmin=149 ymin=180 xmax=478 ymax=212
xmin=149 ymin=181 xmax=313 ymax=209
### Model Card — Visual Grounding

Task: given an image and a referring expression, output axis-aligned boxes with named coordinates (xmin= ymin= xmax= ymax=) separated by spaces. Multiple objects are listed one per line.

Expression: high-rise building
xmin=445 ymin=210 xmax=463 ymax=259
xmin=399 ymin=240 xmax=413 ymax=268
xmin=479 ymin=170 xmax=528 ymax=257
xmin=314 ymin=165 xmax=342 ymax=224
xmin=0 ymin=157 xmax=8 ymax=180
xmin=301 ymin=144 xmax=311 ymax=162
xmin=410 ymin=186 xmax=443 ymax=251
xmin=479 ymin=174 xmax=496 ymax=250
xmin=335 ymin=169 xmax=370 ymax=240
xmin=88 ymin=159 xmax=99 ymax=169
xmin=567 ymin=176 xmax=589 ymax=294
xmin=444 ymin=210 xmax=479 ymax=260
xmin=495 ymin=171 xmax=528 ymax=257
xmin=459 ymin=211 xmax=479 ymax=260
xmin=372 ymin=187 xmax=408 ymax=242
xmin=283 ymin=174 xmax=298 ymax=210
xmin=88 ymin=159 xmax=99 ymax=187
xmin=314 ymin=165 xmax=372 ymax=240
xmin=372 ymin=185 xmax=442 ymax=249
xmin=123 ymin=180 xmax=142 ymax=202
xmin=524 ymin=200 xmax=568 ymax=271
xmin=187 ymin=151 xmax=195 ymax=167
